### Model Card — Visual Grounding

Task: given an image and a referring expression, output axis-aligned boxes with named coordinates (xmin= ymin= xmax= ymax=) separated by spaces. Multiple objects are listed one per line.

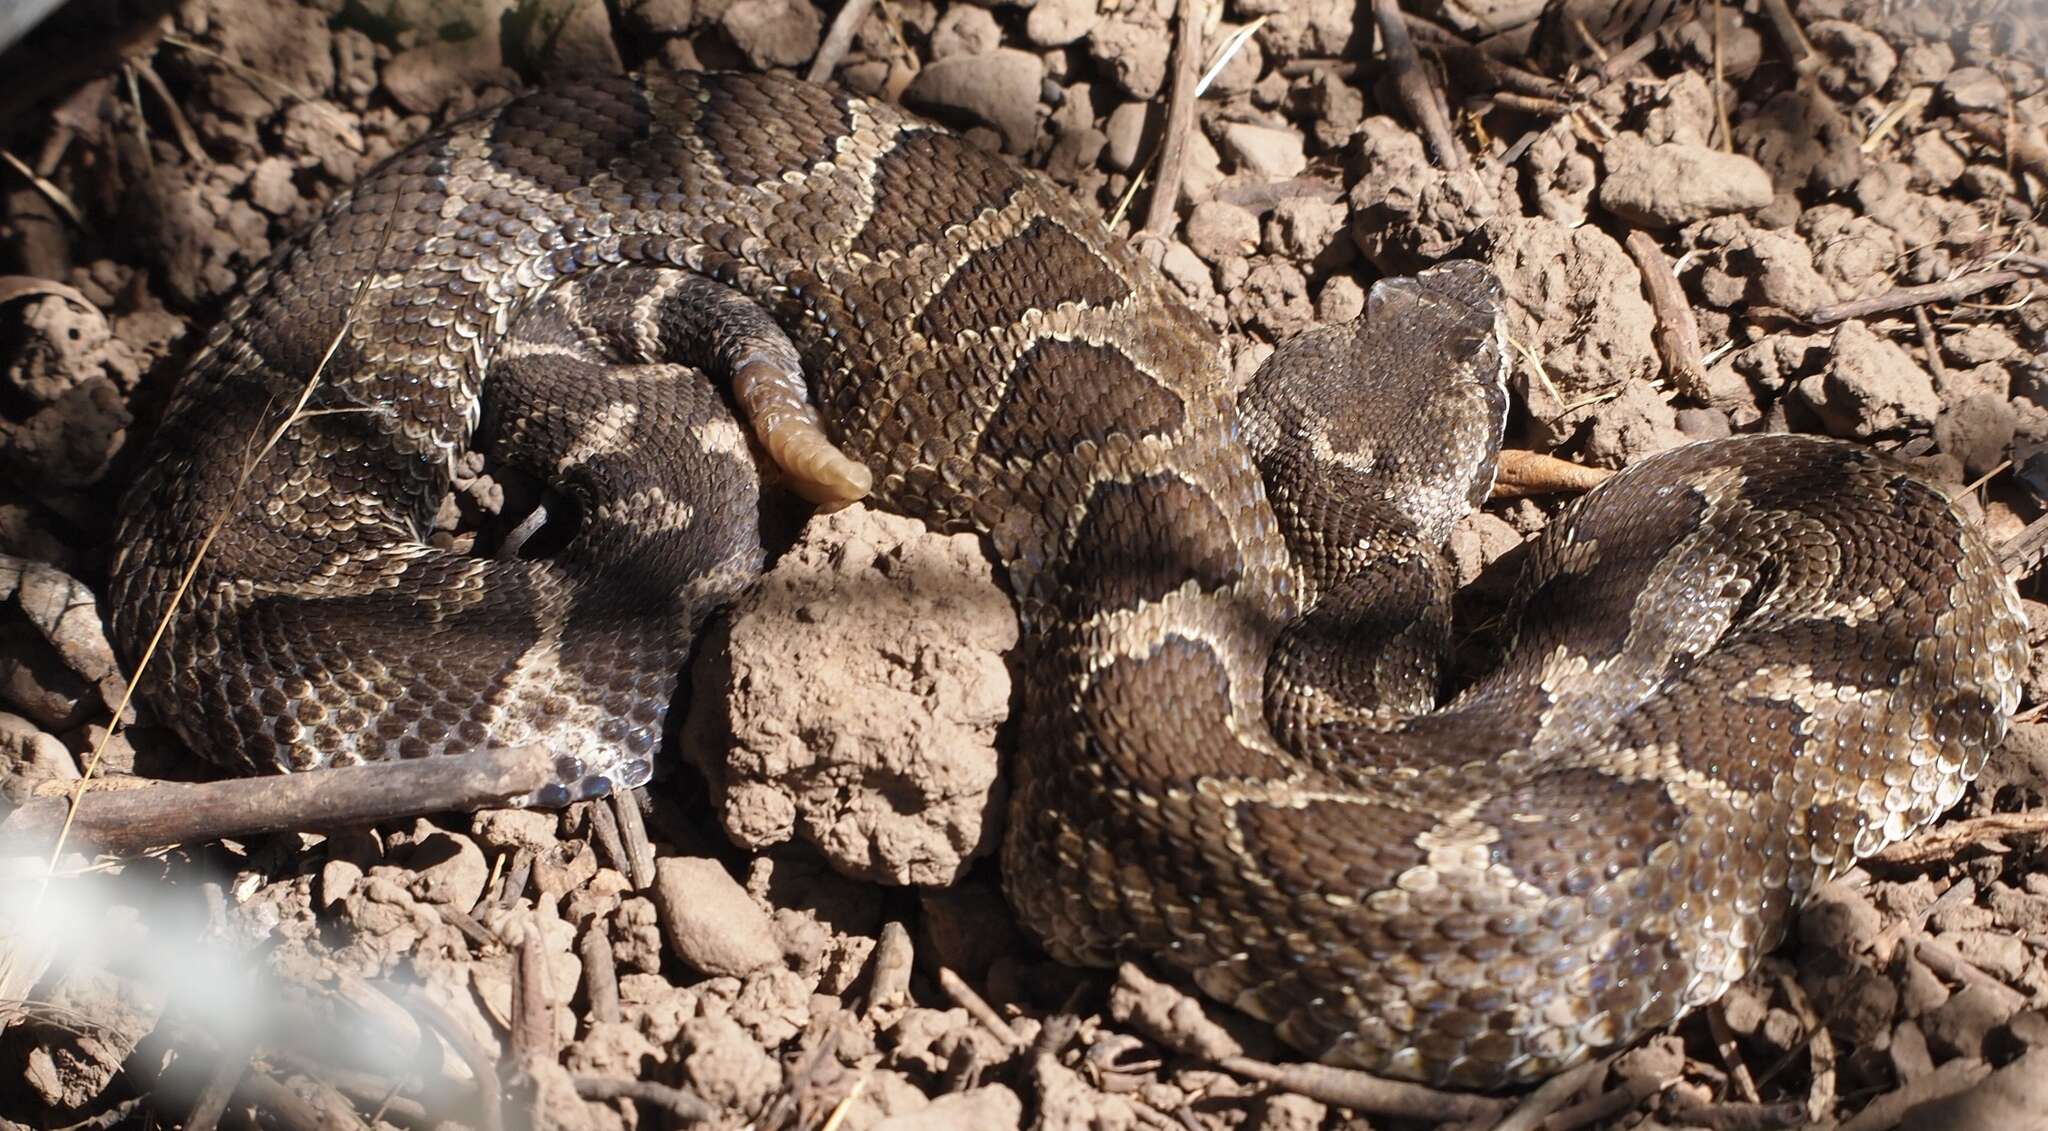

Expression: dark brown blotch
xmin=850 ymin=129 xmax=1024 ymax=260
xmin=1054 ymin=472 xmax=1244 ymax=618
xmin=915 ymin=216 xmax=1131 ymax=342
xmin=1232 ymin=794 xmax=1435 ymax=903
xmin=1475 ymin=767 xmax=1684 ymax=900
xmin=1085 ymin=636 xmax=1290 ymax=786
xmin=977 ymin=338 xmax=1185 ymax=462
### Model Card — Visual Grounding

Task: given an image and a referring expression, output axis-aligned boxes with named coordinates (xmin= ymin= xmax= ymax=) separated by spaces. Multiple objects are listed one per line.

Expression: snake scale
xmin=108 ymin=70 xmax=2030 ymax=1088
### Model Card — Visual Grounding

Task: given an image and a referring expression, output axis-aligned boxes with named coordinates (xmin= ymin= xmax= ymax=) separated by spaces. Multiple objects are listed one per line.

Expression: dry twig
xmin=1806 ymin=269 xmax=2025 ymax=324
xmin=609 ymin=789 xmax=654 ymax=890
xmin=1139 ymin=0 xmax=1204 ymax=237
xmin=508 ymin=931 xmax=555 ymax=1065
xmin=1756 ymin=0 xmax=1814 ymax=73
xmin=578 ymin=928 xmax=620 ymax=1025
xmin=1869 ymin=809 xmax=2048 ymax=866
xmin=0 ymin=746 xmax=559 ymax=854
xmin=572 ymin=1076 xmax=714 ymax=1122
xmin=1372 ymin=0 xmax=1466 ymax=171
xmin=1492 ymin=449 xmax=1616 ymax=497
xmin=1535 ymin=1069 xmax=1673 ymax=1131
xmin=1482 ymin=1055 xmax=1606 ymax=1131
xmin=937 ymin=967 xmax=1024 ymax=1051
xmin=805 ymin=0 xmax=878 ymax=83
xmin=389 ymin=985 xmax=504 ymax=1131
xmin=1111 ymin=964 xmax=1501 ymax=1122
xmin=1624 ymin=230 xmax=1709 ymax=400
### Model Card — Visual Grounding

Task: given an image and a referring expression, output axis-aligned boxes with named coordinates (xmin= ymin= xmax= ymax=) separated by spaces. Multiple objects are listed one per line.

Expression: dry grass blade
xmin=1 ymin=264 xmax=382 ymax=1023
xmin=0 ymin=148 xmax=83 ymax=226
xmin=1105 ymin=15 xmax=1267 ymax=231
xmin=159 ymin=35 xmax=358 ymax=142
xmin=38 ymin=255 xmax=386 ymax=891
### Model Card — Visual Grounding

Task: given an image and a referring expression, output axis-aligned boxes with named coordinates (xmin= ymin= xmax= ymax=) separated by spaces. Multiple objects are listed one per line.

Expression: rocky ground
xmin=3 ymin=0 xmax=2048 ymax=1127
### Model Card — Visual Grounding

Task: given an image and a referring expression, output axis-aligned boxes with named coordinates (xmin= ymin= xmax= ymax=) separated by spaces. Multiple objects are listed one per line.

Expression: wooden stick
xmin=2002 ymin=510 xmax=2048 ymax=578
xmin=236 ymin=1070 xmax=356 ymax=1131
xmin=1624 ymin=230 xmax=1709 ymax=401
xmin=1220 ymin=1056 xmax=1502 ymax=1122
xmin=1805 ymin=270 xmax=2024 ymax=324
xmin=584 ymin=797 xmax=628 ymax=879
xmin=389 ymin=985 xmax=504 ymax=1131
xmin=185 ymin=1040 xmax=255 ymax=1131
xmin=1870 ymin=809 xmax=2048 ymax=866
xmin=1912 ymin=935 xmax=2028 ymax=1011
xmin=572 ymin=1076 xmax=715 ymax=1121
xmin=1912 ymin=305 xmax=1949 ymax=382
xmin=578 ymin=927 xmax=620 ymax=1025
xmin=1708 ymin=1004 xmax=1761 ymax=1102
xmin=1400 ymin=15 xmax=1565 ymax=98
xmin=1593 ymin=24 xmax=1664 ymax=81
xmin=1535 ymin=1071 xmax=1674 ymax=1131
xmin=805 ymin=0 xmax=877 ymax=84
xmin=1484 ymin=1055 xmax=1605 ymax=1131
xmin=610 ymin=788 xmax=654 ymax=890
xmin=1112 ymin=964 xmax=1501 ymax=1122
xmin=937 ymin=967 xmax=1024 ymax=1051
xmin=1666 ymin=1100 xmax=1808 ymax=1130
xmin=509 ymin=931 xmax=554 ymax=1065
xmin=1139 ymin=0 xmax=1203 ymax=237
xmin=1371 ymin=0 xmax=1467 ymax=171
xmin=1756 ymin=0 xmax=1814 ymax=73
xmin=0 ymin=746 xmax=558 ymax=854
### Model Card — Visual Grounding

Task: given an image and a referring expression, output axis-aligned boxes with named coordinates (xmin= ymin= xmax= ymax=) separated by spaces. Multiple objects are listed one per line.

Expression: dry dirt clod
xmin=870 ymin=1083 xmax=1022 ymax=1131
xmin=689 ymin=505 xmax=1015 ymax=888
xmin=652 ymin=856 xmax=784 ymax=978
xmin=1597 ymin=136 xmax=1775 ymax=228
xmin=1795 ymin=319 xmax=1944 ymax=439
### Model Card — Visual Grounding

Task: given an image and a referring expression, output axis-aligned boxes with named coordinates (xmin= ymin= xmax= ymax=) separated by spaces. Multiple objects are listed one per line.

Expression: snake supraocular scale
xmin=107 ymin=70 xmax=2030 ymax=1088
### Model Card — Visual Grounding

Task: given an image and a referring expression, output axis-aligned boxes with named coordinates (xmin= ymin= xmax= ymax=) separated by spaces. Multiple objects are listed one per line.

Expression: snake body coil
xmin=110 ymin=72 xmax=2029 ymax=1087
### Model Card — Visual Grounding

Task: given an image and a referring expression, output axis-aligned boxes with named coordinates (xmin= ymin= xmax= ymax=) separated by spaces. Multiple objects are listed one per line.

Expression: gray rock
xmin=721 ymin=0 xmax=821 ymax=70
xmin=902 ymin=49 xmax=1045 ymax=155
xmin=1102 ymin=101 xmax=1153 ymax=172
xmin=653 ymin=856 xmax=783 ymax=977
xmin=874 ymin=1085 xmax=1022 ymax=1131
xmin=1936 ymin=392 xmax=2017 ymax=478
xmin=1087 ymin=16 xmax=1170 ymax=99
xmin=1025 ymin=0 xmax=1100 ymax=47
xmin=1217 ymin=121 xmax=1306 ymax=180
xmin=1184 ymin=200 xmax=1261 ymax=264
xmin=929 ymin=5 xmax=1000 ymax=60
xmin=1807 ymin=20 xmax=1897 ymax=97
xmin=1942 ymin=65 xmax=2009 ymax=111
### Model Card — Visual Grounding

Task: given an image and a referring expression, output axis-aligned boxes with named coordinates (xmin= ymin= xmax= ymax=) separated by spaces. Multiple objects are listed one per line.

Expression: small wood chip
xmin=1493 ymin=449 xmax=1617 ymax=497
xmin=866 ymin=920 xmax=914 ymax=1016
xmin=578 ymin=926 xmax=620 ymax=1025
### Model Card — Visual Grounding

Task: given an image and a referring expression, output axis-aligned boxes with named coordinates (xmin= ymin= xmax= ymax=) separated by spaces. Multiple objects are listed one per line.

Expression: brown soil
xmin=3 ymin=0 xmax=2048 ymax=1128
